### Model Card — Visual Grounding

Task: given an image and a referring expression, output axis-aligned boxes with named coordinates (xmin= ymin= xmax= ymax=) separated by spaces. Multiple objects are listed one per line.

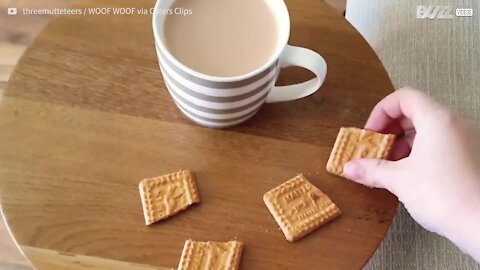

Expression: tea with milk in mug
xmin=163 ymin=0 xmax=279 ymax=77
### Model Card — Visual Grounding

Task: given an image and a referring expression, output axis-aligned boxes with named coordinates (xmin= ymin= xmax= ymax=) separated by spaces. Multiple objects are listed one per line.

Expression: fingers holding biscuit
xmin=343 ymin=158 xmax=400 ymax=194
xmin=365 ymin=87 xmax=437 ymax=133
xmin=389 ymin=132 xmax=415 ymax=161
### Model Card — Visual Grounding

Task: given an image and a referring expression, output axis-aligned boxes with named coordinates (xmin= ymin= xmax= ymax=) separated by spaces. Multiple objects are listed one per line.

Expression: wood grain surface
xmin=21 ymin=246 xmax=172 ymax=270
xmin=0 ymin=0 xmax=395 ymax=269
xmin=1 ymin=1 xmax=72 ymax=268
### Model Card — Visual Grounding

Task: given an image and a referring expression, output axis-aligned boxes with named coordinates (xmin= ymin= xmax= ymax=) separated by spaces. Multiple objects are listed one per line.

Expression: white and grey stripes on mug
xmin=156 ymin=43 xmax=280 ymax=128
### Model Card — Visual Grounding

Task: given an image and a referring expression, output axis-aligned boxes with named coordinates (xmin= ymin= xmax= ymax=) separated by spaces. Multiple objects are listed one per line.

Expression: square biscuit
xmin=178 ymin=239 xmax=244 ymax=270
xmin=138 ymin=170 xmax=200 ymax=226
xmin=326 ymin=127 xmax=396 ymax=176
xmin=263 ymin=175 xmax=341 ymax=242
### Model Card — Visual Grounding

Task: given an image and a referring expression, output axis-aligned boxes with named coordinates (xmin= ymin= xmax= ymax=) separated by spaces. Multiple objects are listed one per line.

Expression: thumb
xmin=343 ymin=158 xmax=398 ymax=192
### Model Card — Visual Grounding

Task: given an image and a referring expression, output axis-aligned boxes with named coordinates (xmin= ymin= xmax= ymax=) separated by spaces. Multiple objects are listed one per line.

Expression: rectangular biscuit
xmin=178 ymin=239 xmax=244 ymax=270
xmin=263 ymin=175 xmax=341 ymax=242
xmin=138 ymin=170 xmax=200 ymax=226
xmin=326 ymin=127 xmax=396 ymax=176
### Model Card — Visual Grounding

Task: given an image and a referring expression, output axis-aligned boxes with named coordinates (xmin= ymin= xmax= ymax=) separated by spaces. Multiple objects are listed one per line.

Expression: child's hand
xmin=343 ymin=87 xmax=480 ymax=262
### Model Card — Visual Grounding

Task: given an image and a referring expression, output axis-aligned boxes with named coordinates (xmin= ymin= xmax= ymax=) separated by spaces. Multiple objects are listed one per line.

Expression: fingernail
xmin=344 ymin=161 xmax=363 ymax=180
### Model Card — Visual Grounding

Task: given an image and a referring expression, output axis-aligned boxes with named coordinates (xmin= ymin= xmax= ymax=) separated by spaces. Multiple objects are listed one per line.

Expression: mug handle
xmin=266 ymin=45 xmax=327 ymax=103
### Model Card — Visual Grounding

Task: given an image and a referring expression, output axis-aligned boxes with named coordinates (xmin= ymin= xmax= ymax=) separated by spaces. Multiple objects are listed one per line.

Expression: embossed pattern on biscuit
xmin=138 ymin=170 xmax=200 ymax=225
xmin=263 ymin=175 xmax=341 ymax=242
xmin=326 ymin=127 xmax=396 ymax=176
xmin=178 ymin=239 xmax=244 ymax=270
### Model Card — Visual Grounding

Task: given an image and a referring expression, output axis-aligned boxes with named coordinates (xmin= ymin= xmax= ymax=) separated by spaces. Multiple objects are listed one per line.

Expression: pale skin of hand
xmin=343 ymin=87 xmax=480 ymax=262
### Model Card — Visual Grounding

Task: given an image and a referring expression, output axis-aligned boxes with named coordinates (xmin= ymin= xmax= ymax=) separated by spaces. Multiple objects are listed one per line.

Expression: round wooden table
xmin=0 ymin=0 xmax=397 ymax=269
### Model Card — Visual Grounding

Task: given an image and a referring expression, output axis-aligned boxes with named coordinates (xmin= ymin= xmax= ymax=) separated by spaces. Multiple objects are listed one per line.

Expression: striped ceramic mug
xmin=152 ymin=0 xmax=327 ymax=128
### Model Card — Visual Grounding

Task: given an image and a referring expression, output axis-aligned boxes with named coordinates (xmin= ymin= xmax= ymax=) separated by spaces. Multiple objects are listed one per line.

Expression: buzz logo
xmin=417 ymin=6 xmax=454 ymax=19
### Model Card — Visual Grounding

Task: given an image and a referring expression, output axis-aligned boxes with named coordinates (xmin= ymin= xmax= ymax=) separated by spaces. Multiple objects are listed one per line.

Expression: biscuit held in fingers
xmin=326 ymin=127 xmax=395 ymax=177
